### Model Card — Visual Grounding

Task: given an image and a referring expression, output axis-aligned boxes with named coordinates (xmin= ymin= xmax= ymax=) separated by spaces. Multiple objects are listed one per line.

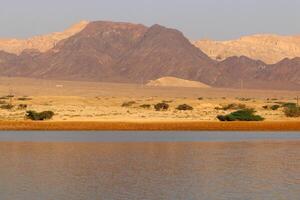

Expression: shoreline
xmin=0 ymin=121 xmax=300 ymax=131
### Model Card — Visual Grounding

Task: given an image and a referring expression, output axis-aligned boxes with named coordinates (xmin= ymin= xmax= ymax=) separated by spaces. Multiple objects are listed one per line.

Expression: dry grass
xmin=0 ymin=77 xmax=299 ymax=123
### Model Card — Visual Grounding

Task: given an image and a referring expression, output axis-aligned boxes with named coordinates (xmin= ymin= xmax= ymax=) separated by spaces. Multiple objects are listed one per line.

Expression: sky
xmin=0 ymin=0 xmax=299 ymax=40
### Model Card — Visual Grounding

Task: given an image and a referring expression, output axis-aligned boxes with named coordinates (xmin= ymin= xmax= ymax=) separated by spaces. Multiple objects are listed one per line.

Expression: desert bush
xmin=18 ymin=104 xmax=28 ymax=110
xmin=216 ymin=103 xmax=246 ymax=111
xmin=270 ymin=105 xmax=280 ymax=110
xmin=0 ymin=96 xmax=9 ymax=100
xmin=0 ymin=104 xmax=14 ymax=110
xmin=140 ymin=104 xmax=151 ymax=109
xmin=162 ymin=100 xmax=173 ymax=103
xmin=281 ymin=102 xmax=297 ymax=109
xmin=121 ymin=101 xmax=136 ymax=107
xmin=237 ymin=97 xmax=252 ymax=101
xmin=154 ymin=102 xmax=169 ymax=111
xmin=26 ymin=110 xmax=55 ymax=121
xmin=263 ymin=104 xmax=280 ymax=111
xmin=262 ymin=105 xmax=268 ymax=110
xmin=17 ymin=97 xmax=32 ymax=101
xmin=176 ymin=104 xmax=193 ymax=111
xmin=217 ymin=109 xmax=264 ymax=121
xmin=198 ymin=97 xmax=204 ymax=100
xmin=0 ymin=100 xmax=6 ymax=104
xmin=284 ymin=106 xmax=300 ymax=118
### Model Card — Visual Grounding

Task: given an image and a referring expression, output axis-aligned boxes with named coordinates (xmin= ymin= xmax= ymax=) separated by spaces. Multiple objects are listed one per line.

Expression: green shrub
xmin=270 ymin=105 xmax=280 ymax=110
xmin=140 ymin=104 xmax=151 ymax=109
xmin=122 ymin=101 xmax=136 ymax=107
xmin=284 ymin=106 xmax=300 ymax=118
xmin=0 ymin=104 xmax=14 ymax=110
xmin=154 ymin=102 xmax=169 ymax=111
xmin=26 ymin=110 xmax=55 ymax=121
xmin=217 ymin=109 xmax=264 ymax=121
xmin=176 ymin=104 xmax=193 ymax=111
xmin=281 ymin=103 xmax=297 ymax=109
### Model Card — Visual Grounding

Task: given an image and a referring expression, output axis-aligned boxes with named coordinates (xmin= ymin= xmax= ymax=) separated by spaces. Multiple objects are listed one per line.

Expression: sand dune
xmin=147 ymin=77 xmax=211 ymax=88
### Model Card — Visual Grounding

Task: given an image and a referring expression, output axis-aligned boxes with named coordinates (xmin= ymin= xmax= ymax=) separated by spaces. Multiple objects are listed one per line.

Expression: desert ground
xmin=0 ymin=77 xmax=300 ymax=124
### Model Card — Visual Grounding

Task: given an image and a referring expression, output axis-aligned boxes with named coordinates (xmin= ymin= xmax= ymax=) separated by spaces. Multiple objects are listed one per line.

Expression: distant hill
xmin=194 ymin=34 xmax=300 ymax=64
xmin=147 ymin=77 xmax=211 ymax=88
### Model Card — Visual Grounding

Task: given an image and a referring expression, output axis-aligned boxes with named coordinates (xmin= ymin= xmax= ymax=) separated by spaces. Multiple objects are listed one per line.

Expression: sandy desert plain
xmin=0 ymin=77 xmax=300 ymax=130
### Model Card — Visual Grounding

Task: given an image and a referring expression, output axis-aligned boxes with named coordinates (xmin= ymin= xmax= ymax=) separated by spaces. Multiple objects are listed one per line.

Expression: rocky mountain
xmin=0 ymin=21 xmax=89 ymax=55
xmin=211 ymin=56 xmax=300 ymax=90
xmin=1 ymin=21 xmax=300 ymax=90
xmin=113 ymin=24 xmax=218 ymax=84
xmin=213 ymin=56 xmax=267 ymax=88
xmin=194 ymin=34 xmax=300 ymax=64
xmin=0 ymin=21 xmax=219 ymax=84
xmin=256 ymin=58 xmax=300 ymax=89
xmin=28 ymin=21 xmax=148 ymax=81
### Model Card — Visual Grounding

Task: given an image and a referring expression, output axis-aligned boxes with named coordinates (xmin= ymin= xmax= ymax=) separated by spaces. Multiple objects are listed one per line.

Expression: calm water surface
xmin=0 ymin=131 xmax=299 ymax=200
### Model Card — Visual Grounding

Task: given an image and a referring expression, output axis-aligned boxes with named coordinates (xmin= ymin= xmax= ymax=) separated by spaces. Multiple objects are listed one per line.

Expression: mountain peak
xmin=0 ymin=20 xmax=90 ymax=55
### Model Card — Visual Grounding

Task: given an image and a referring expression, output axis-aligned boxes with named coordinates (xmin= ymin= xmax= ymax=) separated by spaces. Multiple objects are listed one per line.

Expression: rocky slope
xmin=0 ymin=21 xmax=89 ymax=55
xmin=113 ymin=24 xmax=218 ymax=84
xmin=194 ymin=34 xmax=300 ymax=64
xmin=28 ymin=21 xmax=148 ymax=81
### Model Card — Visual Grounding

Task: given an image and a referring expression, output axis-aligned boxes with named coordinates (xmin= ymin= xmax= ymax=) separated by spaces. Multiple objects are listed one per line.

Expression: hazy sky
xmin=1 ymin=0 xmax=299 ymax=40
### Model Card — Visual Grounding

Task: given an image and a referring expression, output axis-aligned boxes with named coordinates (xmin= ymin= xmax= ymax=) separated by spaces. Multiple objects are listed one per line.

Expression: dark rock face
xmin=113 ymin=24 xmax=218 ymax=84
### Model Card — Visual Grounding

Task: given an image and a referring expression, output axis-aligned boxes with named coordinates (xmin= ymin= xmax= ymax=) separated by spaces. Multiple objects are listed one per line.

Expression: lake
xmin=0 ymin=131 xmax=299 ymax=200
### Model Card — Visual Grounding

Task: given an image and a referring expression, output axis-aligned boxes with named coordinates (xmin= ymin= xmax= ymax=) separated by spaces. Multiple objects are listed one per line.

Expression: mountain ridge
xmin=1 ymin=21 xmax=300 ymax=90
xmin=193 ymin=34 xmax=300 ymax=64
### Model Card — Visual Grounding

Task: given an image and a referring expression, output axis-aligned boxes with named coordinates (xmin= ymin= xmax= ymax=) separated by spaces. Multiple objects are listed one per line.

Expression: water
xmin=0 ymin=132 xmax=300 ymax=200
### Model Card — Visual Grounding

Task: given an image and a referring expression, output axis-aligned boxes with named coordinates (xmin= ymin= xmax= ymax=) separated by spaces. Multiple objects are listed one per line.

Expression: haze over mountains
xmin=194 ymin=34 xmax=300 ymax=64
xmin=0 ymin=20 xmax=300 ymax=90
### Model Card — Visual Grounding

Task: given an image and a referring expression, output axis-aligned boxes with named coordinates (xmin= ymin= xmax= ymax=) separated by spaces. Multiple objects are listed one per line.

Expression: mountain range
xmin=0 ymin=20 xmax=300 ymax=90
xmin=193 ymin=34 xmax=300 ymax=64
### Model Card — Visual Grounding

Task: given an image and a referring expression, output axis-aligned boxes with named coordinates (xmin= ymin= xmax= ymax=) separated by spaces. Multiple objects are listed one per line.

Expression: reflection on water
xmin=0 ymin=140 xmax=299 ymax=199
